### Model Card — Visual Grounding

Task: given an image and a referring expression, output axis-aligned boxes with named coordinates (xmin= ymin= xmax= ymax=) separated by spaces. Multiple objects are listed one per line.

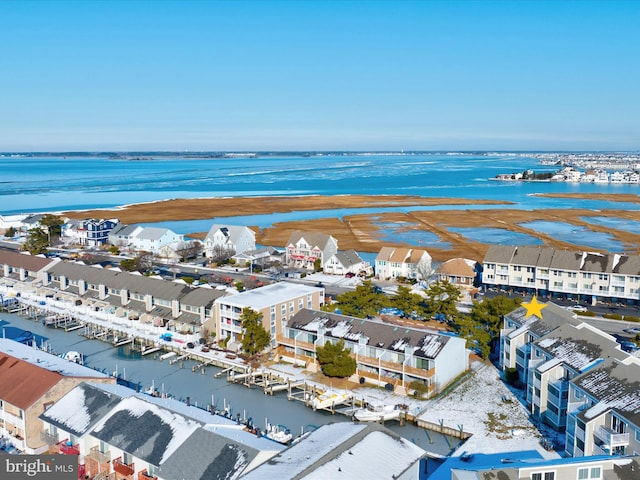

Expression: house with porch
xmin=62 ymin=218 xmax=119 ymax=246
xmin=285 ymin=231 xmax=338 ymax=270
xmin=278 ymin=309 xmax=468 ymax=396
xmin=0 ymin=339 xmax=113 ymax=454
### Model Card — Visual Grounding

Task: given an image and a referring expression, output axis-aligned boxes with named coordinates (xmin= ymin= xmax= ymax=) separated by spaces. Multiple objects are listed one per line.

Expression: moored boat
xmin=354 ymin=403 xmax=407 ymax=422
xmin=310 ymin=389 xmax=352 ymax=410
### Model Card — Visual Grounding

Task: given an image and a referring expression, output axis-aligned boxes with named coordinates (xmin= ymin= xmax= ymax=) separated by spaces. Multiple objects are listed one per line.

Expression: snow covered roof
xmin=241 ymin=422 xmax=425 ymax=480
xmin=504 ymin=302 xmax=580 ymax=339
xmin=39 ymin=382 xmax=135 ymax=437
xmin=533 ymin=323 xmax=619 ymax=373
xmin=573 ymin=360 xmax=640 ymax=426
xmin=217 ymin=282 xmax=323 ymax=310
xmin=290 ymin=309 xmax=452 ymax=359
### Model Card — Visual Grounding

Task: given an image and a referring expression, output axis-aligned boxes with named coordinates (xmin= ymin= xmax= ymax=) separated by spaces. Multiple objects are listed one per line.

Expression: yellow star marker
xmin=523 ymin=296 xmax=547 ymax=319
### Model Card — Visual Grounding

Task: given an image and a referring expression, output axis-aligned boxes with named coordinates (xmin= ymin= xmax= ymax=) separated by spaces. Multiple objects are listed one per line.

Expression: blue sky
xmin=1 ymin=0 xmax=638 ymax=151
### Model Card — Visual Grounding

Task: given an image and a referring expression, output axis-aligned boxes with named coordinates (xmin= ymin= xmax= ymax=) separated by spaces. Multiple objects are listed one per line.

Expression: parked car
xmin=619 ymin=340 xmax=639 ymax=353
xmin=569 ymin=305 xmax=588 ymax=313
xmin=623 ymin=327 xmax=640 ymax=335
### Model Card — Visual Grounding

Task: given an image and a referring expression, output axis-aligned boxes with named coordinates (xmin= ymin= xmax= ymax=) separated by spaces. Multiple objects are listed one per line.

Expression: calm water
xmin=2 ymin=153 xmax=639 ymax=251
xmin=0 ymin=312 xmax=462 ymax=455
xmin=2 ymin=153 xmax=638 ymax=215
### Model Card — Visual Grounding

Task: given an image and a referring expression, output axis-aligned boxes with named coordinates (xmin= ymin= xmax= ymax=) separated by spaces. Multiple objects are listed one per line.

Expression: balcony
xmin=138 ymin=470 xmax=158 ymax=480
xmin=40 ymin=430 xmax=58 ymax=446
xmin=58 ymin=439 xmax=80 ymax=455
xmin=113 ymin=457 xmax=135 ymax=477
xmin=594 ymin=425 xmax=630 ymax=448
xmin=89 ymin=445 xmax=111 ymax=464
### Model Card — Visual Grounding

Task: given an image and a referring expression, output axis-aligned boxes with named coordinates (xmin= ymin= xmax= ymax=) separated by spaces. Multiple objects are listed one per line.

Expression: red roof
xmin=0 ymin=353 xmax=62 ymax=409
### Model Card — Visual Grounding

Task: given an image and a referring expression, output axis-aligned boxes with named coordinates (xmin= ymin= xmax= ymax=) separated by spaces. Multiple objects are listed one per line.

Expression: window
xmin=531 ymin=473 xmax=554 ymax=480
xmin=590 ymin=467 xmax=601 ymax=479
xmin=578 ymin=468 xmax=589 ymax=480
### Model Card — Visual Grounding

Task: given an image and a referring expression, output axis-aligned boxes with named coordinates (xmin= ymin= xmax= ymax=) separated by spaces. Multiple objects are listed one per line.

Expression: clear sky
xmin=1 ymin=0 xmax=638 ymax=152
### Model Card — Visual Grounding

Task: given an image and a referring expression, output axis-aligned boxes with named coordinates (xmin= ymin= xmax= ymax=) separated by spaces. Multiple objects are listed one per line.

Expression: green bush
xmin=316 ymin=339 xmax=357 ymax=378
xmin=579 ymin=310 xmax=596 ymax=317
xmin=409 ymin=380 xmax=430 ymax=398
xmin=603 ymin=313 xmax=623 ymax=320
xmin=504 ymin=367 xmax=519 ymax=386
xmin=624 ymin=315 xmax=640 ymax=323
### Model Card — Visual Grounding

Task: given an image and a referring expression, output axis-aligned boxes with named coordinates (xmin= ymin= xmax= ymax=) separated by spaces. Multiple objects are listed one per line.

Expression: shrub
xmin=579 ymin=310 xmax=596 ymax=317
xmin=603 ymin=313 xmax=623 ymax=320
xmin=504 ymin=367 xmax=519 ymax=386
xmin=316 ymin=339 xmax=357 ymax=378
xmin=624 ymin=315 xmax=640 ymax=323
xmin=409 ymin=380 xmax=430 ymax=398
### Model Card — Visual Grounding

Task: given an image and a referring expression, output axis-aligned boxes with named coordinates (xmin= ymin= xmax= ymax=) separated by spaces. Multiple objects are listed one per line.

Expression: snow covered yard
xmin=417 ymin=361 xmax=561 ymax=459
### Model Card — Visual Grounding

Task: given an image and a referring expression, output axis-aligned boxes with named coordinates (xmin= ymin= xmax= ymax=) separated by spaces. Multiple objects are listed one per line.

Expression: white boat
xmin=264 ymin=422 xmax=293 ymax=445
xmin=61 ymin=351 xmax=83 ymax=365
xmin=310 ymin=390 xmax=352 ymax=410
xmin=353 ymin=403 xmax=407 ymax=422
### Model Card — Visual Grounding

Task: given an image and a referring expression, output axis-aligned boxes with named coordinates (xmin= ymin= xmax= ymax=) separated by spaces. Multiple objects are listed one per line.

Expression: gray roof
xmin=136 ymin=227 xmax=172 ymax=240
xmin=0 ymin=248 xmax=53 ymax=272
xmin=160 ymin=427 xmax=264 ymax=480
xmin=242 ymin=422 xmax=425 ymax=480
xmin=180 ymin=286 xmax=227 ymax=308
xmin=483 ymin=245 xmax=516 ymax=264
xmin=205 ymin=224 xmax=253 ymax=243
xmin=612 ymin=255 xmax=640 ymax=275
xmin=286 ymin=231 xmax=335 ymax=249
xmin=505 ymin=302 xmax=581 ymax=339
xmin=289 ymin=309 xmax=451 ymax=359
xmin=511 ymin=246 xmax=544 ymax=267
xmin=534 ymin=323 xmax=622 ymax=373
xmin=574 ymin=359 xmax=640 ymax=427
xmin=110 ymin=224 xmax=139 ymax=237
xmin=333 ymin=249 xmax=364 ymax=268
xmin=39 ymin=382 xmax=134 ymax=437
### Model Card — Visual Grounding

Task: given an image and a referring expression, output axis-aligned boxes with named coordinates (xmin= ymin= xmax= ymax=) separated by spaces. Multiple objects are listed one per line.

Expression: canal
xmin=0 ymin=311 xmax=465 ymax=456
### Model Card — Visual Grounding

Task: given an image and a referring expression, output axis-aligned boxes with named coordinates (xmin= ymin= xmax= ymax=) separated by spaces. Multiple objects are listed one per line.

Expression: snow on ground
xmin=267 ymin=360 xmax=561 ymax=459
xmin=416 ymin=361 xmax=561 ymax=459
xmin=303 ymin=272 xmax=362 ymax=288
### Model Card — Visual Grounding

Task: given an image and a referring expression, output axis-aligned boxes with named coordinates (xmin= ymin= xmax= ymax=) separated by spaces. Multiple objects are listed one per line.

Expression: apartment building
xmin=483 ymin=246 xmax=640 ymax=305
xmin=212 ymin=282 xmax=325 ymax=349
xmin=278 ymin=309 xmax=468 ymax=396
xmin=565 ymin=357 xmax=640 ymax=458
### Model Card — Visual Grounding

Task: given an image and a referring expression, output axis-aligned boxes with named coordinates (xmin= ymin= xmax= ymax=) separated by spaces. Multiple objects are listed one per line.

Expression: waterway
xmin=0 ymin=311 xmax=463 ymax=456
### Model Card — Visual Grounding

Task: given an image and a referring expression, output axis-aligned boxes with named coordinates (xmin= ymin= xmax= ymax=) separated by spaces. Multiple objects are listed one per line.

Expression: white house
xmin=204 ymin=224 xmax=256 ymax=259
xmin=285 ymin=231 xmax=338 ymax=270
xmin=375 ymin=246 xmax=432 ymax=281
xmin=108 ymin=225 xmax=183 ymax=253
xmin=323 ymin=249 xmax=372 ymax=276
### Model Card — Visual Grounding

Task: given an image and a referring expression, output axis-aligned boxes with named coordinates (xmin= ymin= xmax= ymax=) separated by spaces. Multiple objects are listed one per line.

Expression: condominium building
xmin=482 ymin=246 xmax=640 ymax=304
xmin=277 ymin=309 xmax=468 ymax=396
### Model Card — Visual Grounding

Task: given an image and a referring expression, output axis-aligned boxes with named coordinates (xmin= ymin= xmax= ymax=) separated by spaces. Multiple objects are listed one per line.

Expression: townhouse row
xmin=500 ymin=302 xmax=640 ymax=458
xmin=0 ymin=248 xmax=466 ymax=396
xmin=483 ymin=245 xmax=640 ymax=304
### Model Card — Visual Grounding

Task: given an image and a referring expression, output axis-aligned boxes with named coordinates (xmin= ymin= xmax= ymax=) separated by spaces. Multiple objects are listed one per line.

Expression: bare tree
xmin=208 ymin=244 xmax=236 ymax=263
xmin=175 ymin=240 xmax=202 ymax=261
